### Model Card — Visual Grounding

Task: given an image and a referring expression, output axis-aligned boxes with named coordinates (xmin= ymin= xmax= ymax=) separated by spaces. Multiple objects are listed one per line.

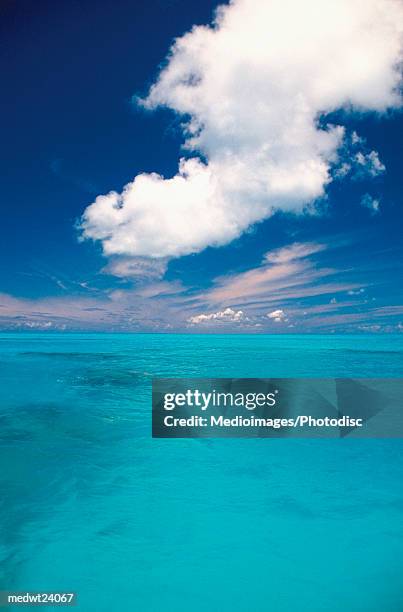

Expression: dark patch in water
xmin=19 ymin=351 xmax=122 ymax=361
xmin=0 ymin=429 xmax=35 ymax=442
xmin=75 ymin=367 xmax=145 ymax=389
xmin=97 ymin=519 xmax=128 ymax=538
xmin=339 ymin=349 xmax=402 ymax=355
xmin=267 ymin=496 xmax=317 ymax=520
xmin=0 ymin=396 xmax=140 ymax=588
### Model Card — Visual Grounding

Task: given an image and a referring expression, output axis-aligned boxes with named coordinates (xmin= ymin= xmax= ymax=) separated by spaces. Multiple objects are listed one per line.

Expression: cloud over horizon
xmin=188 ymin=307 xmax=246 ymax=325
xmin=81 ymin=0 xmax=402 ymax=261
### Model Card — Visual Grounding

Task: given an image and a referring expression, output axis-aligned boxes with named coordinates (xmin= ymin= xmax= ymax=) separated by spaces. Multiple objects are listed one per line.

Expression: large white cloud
xmin=81 ymin=0 xmax=402 ymax=259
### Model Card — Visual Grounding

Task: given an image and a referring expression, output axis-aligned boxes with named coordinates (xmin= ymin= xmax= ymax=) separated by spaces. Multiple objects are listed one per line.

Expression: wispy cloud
xmin=197 ymin=241 xmax=359 ymax=308
xmin=264 ymin=242 xmax=327 ymax=264
xmin=102 ymin=257 xmax=168 ymax=280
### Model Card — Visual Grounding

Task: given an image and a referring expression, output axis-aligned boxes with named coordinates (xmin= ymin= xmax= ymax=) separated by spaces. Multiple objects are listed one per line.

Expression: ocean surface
xmin=0 ymin=333 xmax=402 ymax=611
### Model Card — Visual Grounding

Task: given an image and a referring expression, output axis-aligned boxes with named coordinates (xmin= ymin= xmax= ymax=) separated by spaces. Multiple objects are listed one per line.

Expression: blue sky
xmin=1 ymin=0 xmax=402 ymax=332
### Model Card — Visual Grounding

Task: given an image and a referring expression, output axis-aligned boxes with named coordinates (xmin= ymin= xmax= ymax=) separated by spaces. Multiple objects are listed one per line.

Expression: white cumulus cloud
xmin=267 ymin=309 xmax=288 ymax=322
xmin=81 ymin=0 xmax=403 ymax=259
xmin=188 ymin=307 xmax=246 ymax=324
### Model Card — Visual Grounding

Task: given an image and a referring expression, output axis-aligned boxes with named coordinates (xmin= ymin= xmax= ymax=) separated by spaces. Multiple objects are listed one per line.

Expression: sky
xmin=1 ymin=0 xmax=402 ymax=333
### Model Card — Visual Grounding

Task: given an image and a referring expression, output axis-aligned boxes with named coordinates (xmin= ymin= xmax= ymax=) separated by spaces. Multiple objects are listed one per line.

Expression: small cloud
xmin=188 ymin=307 xmax=246 ymax=325
xmin=334 ymin=162 xmax=351 ymax=178
xmin=351 ymin=131 xmax=364 ymax=145
xmin=333 ymin=132 xmax=386 ymax=181
xmin=11 ymin=320 xmax=65 ymax=330
xmin=267 ymin=309 xmax=288 ymax=323
xmin=360 ymin=193 xmax=380 ymax=215
xmin=358 ymin=324 xmax=381 ymax=332
xmin=355 ymin=150 xmax=385 ymax=177
xmin=348 ymin=288 xmax=365 ymax=295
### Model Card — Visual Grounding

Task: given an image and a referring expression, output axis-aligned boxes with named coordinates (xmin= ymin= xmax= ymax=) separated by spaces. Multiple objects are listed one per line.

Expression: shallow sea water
xmin=0 ymin=333 xmax=402 ymax=611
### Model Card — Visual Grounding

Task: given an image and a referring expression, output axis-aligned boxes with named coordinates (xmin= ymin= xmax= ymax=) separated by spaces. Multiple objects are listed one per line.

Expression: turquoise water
xmin=1 ymin=333 xmax=403 ymax=611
